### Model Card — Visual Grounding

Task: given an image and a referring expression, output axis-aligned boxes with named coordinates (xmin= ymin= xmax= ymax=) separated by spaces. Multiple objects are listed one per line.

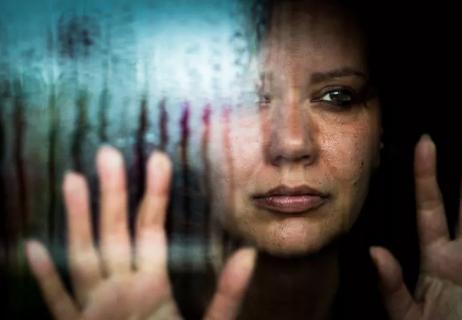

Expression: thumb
xmin=204 ymin=247 xmax=256 ymax=320
xmin=369 ymin=246 xmax=421 ymax=320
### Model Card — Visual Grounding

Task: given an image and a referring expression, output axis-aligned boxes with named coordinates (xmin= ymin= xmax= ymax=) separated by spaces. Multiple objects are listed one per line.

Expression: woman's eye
xmin=317 ymin=88 xmax=356 ymax=107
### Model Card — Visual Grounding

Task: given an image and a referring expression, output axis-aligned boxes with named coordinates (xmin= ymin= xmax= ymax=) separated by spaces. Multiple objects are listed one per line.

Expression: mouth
xmin=251 ymin=185 xmax=329 ymax=214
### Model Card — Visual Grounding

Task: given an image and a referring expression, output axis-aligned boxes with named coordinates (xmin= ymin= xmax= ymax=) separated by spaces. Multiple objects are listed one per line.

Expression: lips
xmin=252 ymin=185 xmax=329 ymax=214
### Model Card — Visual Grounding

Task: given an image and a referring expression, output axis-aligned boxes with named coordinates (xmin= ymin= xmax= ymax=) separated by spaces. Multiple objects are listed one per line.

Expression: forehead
xmin=260 ymin=1 xmax=367 ymax=78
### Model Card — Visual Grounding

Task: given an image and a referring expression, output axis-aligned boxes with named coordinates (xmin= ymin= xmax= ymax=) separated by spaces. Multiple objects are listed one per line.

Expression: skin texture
xmin=209 ymin=1 xmax=381 ymax=256
xmin=26 ymin=1 xmax=462 ymax=319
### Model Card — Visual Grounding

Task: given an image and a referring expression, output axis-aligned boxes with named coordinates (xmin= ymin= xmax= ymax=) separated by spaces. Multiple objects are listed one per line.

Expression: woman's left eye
xmin=316 ymin=88 xmax=356 ymax=107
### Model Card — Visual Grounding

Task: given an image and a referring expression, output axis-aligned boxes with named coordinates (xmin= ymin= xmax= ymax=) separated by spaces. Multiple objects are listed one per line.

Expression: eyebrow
xmin=310 ymin=67 xmax=368 ymax=84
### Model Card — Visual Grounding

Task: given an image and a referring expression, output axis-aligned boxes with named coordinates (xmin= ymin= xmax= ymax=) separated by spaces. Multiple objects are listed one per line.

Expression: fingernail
xmin=99 ymin=145 xmax=122 ymax=169
xmin=63 ymin=171 xmax=80 ymax=193
xmin=25 ymin=240 xmax=48 ymax=275
xmin=420 ymin=134 xmax=434 ymax=152
xmin=237 ymin=247 xmax=257 ymax=270
xmin=97 ymin=146 xmax=124 ymax=187
xmin=369 ymin=246 xmax=380 ymax=265
xmin=148 ymin=151 xmax=170 ymax=192
xmin=418 ymin=134 xmax=435 ymax=166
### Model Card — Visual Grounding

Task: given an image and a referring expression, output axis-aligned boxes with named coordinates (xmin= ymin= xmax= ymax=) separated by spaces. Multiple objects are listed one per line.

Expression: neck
xmin=238 ymin=245 xmax=339 ymax=320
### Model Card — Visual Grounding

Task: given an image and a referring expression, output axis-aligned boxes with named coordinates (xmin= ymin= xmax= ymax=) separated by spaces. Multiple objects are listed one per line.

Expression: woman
xmin=25 ymin=0 xmax=462 ymax=319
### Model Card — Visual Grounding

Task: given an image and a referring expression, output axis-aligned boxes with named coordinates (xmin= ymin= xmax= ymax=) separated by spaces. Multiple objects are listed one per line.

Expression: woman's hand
xmin=26 ymin=146 xmax=256 ymax=320
xmin=370 ymin=135 xmax=462 ymax=320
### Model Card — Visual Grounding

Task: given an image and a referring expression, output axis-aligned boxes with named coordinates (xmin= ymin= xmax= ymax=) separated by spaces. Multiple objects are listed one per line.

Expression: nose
xmin=266 ymin=97 xmax=318 ymax=167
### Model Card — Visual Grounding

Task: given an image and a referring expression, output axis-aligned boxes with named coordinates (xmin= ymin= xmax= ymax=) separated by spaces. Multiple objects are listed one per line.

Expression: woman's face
xmin=209 ymin=1 xmax=381 ymax=257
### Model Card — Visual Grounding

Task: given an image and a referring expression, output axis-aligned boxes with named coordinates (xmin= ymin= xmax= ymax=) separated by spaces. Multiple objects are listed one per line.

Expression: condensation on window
xmin=0 ymin=0 xmax=264 ymax=317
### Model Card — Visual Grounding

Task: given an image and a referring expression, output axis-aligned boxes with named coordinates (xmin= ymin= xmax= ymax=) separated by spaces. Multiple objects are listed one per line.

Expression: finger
xmin=63 ymin=172 xmax=102 ymax=305
xmin=25 ymin=240 xmax=80 ymax=320
xmin=369 ymin=246 xmax=421 ymax=320
xmin=97 ymin=146 xmax=131 ymax=274
xmin=135 ymin=151 xmax=172 ymax=273
xmin=414 ymin=134 xmax=449 ymax=249
xmin=204 ymin=248 xmax=256 ymax=320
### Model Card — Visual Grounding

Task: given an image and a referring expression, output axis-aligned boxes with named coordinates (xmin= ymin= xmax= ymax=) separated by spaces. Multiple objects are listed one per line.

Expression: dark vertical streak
xmin=0 ymin=80 xmax=10 ymax=274
xmin=71 ymin=91 xmax=89 ymax=172
xmin=173 ymin=103 xmax=216 ymax=320
xmin=180 ymin=102 xmax=191 ymax=162
xmin=131 ymin=95 xmax=148 ymax=232
xmin=180 ymin=102 xmax=191 ymax=235
xmin=46 ymin=25 xmax=58 ymax=244
xmin=12 ymin=82 xmax=28 ymax=236
xmin=98 ymin=20 xmax=111 ymax=143
xmin=47 ymin=89 xmax=59 ymax=240
xmin=98 ymin=10 xmax=112 ymax=143
xmin=160 ymin=98 xmax=175 ymax=238
xmin=159 ymin=98 xmax=168 ymax=151
xmin=0 ymin=25 xmax=12 ymax=277
xmin=97 ymin=88 xmax=109 ymax=142
xmin=176 ymin=101 xmax=192 ymax=293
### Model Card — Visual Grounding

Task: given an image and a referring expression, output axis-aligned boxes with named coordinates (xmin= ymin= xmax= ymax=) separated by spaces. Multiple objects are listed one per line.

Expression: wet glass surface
xmin=1 ymin=1 xmax=461 ymax=319
xmin=0 ymin=1 xmax=261 ymax=317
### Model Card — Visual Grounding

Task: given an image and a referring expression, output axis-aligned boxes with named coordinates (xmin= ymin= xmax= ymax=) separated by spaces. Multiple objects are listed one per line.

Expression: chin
xmin=259 ymin=241 xmax=326 ymax=257
xmin=233 ymin=217 xmax=342 ymax=257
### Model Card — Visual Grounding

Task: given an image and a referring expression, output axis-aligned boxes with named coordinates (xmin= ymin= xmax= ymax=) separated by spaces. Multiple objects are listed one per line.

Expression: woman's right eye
xmin=316 ymin=88 xmax=356 ymax=108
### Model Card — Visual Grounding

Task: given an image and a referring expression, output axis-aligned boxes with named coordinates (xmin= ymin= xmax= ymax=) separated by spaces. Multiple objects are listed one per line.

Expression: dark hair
xmin=244 ymin=1 xmax=391 ymax=318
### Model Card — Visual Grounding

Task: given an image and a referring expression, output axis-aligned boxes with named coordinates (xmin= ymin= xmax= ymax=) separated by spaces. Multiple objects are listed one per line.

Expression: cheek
xmin=320 ymin=115 xmax=380 ymax=224
xmin=207 ymin=112 xmax=263 ymax=210
xmin=318 ymin=106 xmax=380 ymax=180
xmin=211 ymin=111 xmax=263 ymax=184
xmin=322 ymin=131 xmax=371 ymax=182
